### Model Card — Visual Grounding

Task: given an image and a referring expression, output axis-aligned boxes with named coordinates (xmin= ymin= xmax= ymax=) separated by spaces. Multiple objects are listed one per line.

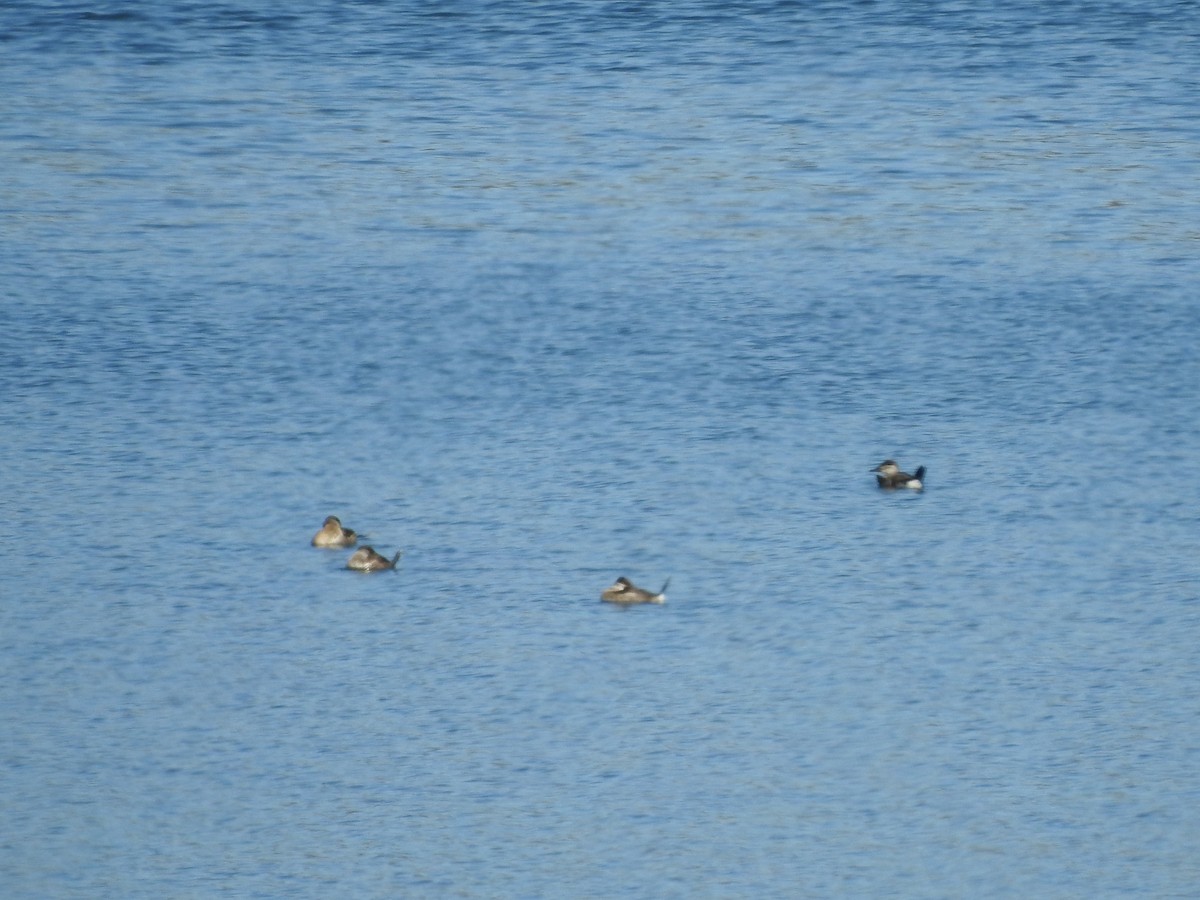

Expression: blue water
xmin=3 ymin=2 xmax=1200 ymax=896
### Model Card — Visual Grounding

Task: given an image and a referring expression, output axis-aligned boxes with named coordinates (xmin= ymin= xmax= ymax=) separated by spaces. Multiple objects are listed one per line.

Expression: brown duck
xmin=347 ymin=546 xmax=401 ymax=572
xmin=312 ymin=515 xmax=358 ymax=548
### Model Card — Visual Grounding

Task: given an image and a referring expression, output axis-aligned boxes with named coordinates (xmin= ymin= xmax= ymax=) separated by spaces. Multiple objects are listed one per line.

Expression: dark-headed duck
xmin=601 ymin=576 xmax=669 ymax=605
xmin=872 ymin=460 xmax=925 ymax=490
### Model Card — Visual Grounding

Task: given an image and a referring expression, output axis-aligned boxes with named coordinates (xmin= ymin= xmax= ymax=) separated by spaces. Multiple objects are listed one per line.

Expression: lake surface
xmin=3 ymin=2 xmax=1200 ymax=896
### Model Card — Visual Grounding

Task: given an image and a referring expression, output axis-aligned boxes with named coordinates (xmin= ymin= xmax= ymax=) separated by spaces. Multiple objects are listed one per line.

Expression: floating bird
xmin=347 ymin=546 xmax=401 ymax=572
xmin=601 ymin=576 xmax=669 ymax=605
xmin=312 ymin=515 xmax=358 ymax=548
xmin=871 ymin=460 xmax=925 ymax=490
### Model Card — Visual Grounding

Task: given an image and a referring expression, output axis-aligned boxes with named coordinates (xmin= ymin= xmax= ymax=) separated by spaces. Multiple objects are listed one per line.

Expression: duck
xmin=601 ymin=576 xmax=669 ymax=605
xmin=312 ymin=515 xmax=358 ymax=548
xmin=871 ymin=460 xmax=925 ymax=490
xmin=347 ymin=546 xmax=401 ymax=572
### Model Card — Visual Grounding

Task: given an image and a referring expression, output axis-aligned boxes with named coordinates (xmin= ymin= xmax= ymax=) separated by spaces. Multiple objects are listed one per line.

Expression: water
xmin=3 ymin=2 xmax=1200 ymax=896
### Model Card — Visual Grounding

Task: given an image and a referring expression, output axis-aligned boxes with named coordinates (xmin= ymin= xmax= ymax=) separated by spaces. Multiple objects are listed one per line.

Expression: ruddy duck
xmin=600 ymin=576 xmax=669 ymax=605
xmin=312 ymin=515 xmax=358 ymax=548
xmin=872 ymin=460 xmax=925 ymax=490
xmin=346 ymin=546 xmax=401 ymax=572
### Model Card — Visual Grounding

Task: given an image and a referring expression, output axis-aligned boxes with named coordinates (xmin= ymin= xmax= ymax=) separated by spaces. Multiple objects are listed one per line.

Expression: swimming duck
xmin=347 ymin=546 xmax=401 ymax=572
xmin=872 ymin=460 xmax=925 ymax=490
xmin=600 ymin=576 xmax=669 ymax=605
xmin=312 ymin=515 xmax=358 ymax=548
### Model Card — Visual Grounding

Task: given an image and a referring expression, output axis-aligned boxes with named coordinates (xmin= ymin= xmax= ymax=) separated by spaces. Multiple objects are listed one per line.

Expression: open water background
xmin=3 ymin=2 xmax=1200 ymax=896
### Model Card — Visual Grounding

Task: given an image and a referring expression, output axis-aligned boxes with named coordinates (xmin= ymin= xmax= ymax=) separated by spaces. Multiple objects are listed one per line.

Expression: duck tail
xmin=659 ymin=577 xmax=671 ymax=596
xmin=914 ymin=466 xmax=926 ymax=482
xmin=390 ymin=551 xmax=402 ymax=566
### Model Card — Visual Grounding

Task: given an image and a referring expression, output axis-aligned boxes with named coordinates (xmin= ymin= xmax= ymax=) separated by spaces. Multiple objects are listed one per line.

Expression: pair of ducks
xmin=311 ymin=515 xmax=401 ymax=572
xmin=604 ymin=458 xmax=925 ymax=606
